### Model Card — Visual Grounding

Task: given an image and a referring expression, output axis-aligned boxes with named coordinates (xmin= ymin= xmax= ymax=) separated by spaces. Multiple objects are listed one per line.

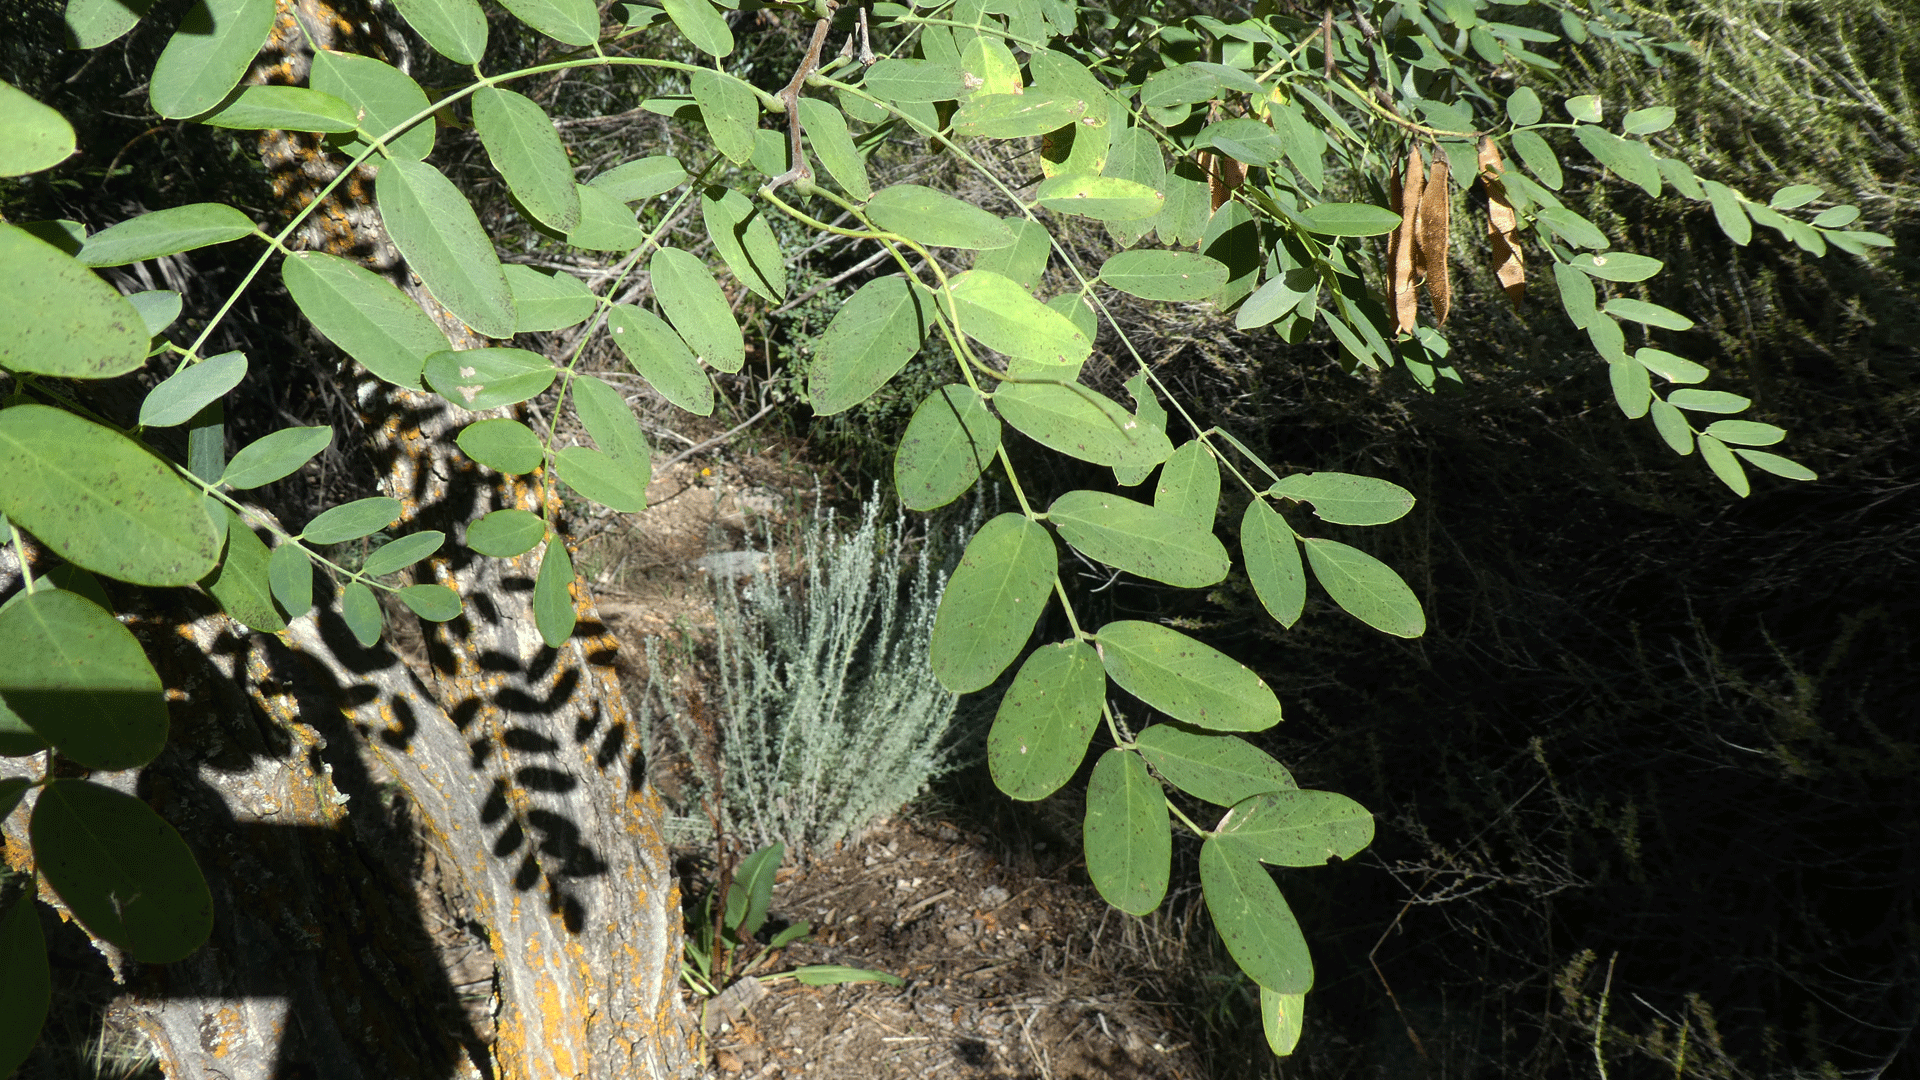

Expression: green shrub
xmin=677 ymin=489 xmax=963 ymax=859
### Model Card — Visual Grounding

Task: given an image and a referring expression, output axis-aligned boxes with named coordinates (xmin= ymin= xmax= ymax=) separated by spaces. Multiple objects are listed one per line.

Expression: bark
xmin=2 ymin=2 xmax=693 ymax=1075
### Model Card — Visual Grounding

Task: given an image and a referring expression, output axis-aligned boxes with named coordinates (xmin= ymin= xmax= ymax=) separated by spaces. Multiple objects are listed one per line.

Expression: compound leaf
xmin=1096 ymin=620 xmax=1281 ymax=732
xmin=1047 ymin=490 xmax=1228 ymax=587
xmin=0 ymin=589 xmax=166 ymax=769
xmin=1300 ymin=538 xmax=1425 ymax=638
xmin=30 ymin=778 xmax=212 ymax=962
xmin=930 ymin=513 xmax=1056 ymax=693
xmin=1085 ymin=749 xmax=1170 ymax=916
xmin=894 ymin=384 xmax=1001 ymax=511
xmin=988 ymin=640 xmax=1105 ymax=801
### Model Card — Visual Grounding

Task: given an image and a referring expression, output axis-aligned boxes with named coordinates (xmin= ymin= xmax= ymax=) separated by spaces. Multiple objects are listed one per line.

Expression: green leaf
xmin=725 ymin=842 xmax=783 ymax=937
xmin=1199 ymin=838 xmax=1311 ymax=994
xmin=1102 ymin=124 xmax=1168 ymax=248
xmin=473 ymin=87 xmax=580 ymax=233
xmin=1575 ymin=126 xmax=1662 ymax=196
xmin=809 ymin=277 xmax=935 ymax=415
xmin=651 ymin=247 xmax=745 ymax=373
xmin=569 ymin=373 xmax=650 ymax=467
xmin=1155 ymin=439 xmax=1220 ymax=531
xmin=954 ymin=91 xmax=1089 ymax=139
xmin=340 ymin=581 xmax=384 ymax=647
xmin=1622 ymin=105 xmax=1676 ymax=135
xmin=1235 ymin=267 xmax=1317 ymax=330
xmin=700 ymin=186 xmax=786 ymax=302
xmin=76 ymin=203 xmax=254 ymax=267
xmin=1810 ymin=204 xmax=1860 ymax=228
xmin=1658 ymin=156 xmax=1704 ymax=200
xmin=1669 ymin=389 xmax=1752 ymax=414
xmin=0 ymin=882 xmax=50 ymax=1078
xmin=1509 ymin=128 xmax=1562 ymax=189
xmin=1205 ymin=117 xmax=1287 ymax=166
xmin=498 ymin=0 xmax=600 ymax=45
xmin=1701 ymin=180 xmax=1752 ymax=246
xmin=949 ymin=269 xmax=1091 ymax=367
xmin=198 ymin=85 xmax=359 ymax=132
xmin=1734 ymin=449 xmax=1817 ymax=481
xmin=863 ymin=59 xmax=966 ymax=103
xmin=534 ymin=539 xmax=576 ymax=647
xmin=1649 ymin=397 xmax=1695 ymax=455
xmin=1506 ymin=86 xmax=1542 ymax=126
xmin=64 ymin=0 xmax=155 ymax=49
xmin=973 ymin=217 xmax=1050 ymax=292
xmin=0 ymin=589 xmax=166 ymax=768
xmin=0 ymin=226 xmax=147 ymax=378
xmin=362 ymin=531 xmax=445 ymax=577
xmin=30 ymin=778 xmax=212 ymax=962
xmin=206 ymin=510 xmax=285 ymax=632
xmin=1032 ymin=173 xmax=1163 ymax=221
xmin=140 ymin=351 xmax=247 ymax=428
xmin=423 ymin=348 xmax=556 ymax=411
xmin=1563 ymin=94 xmax=1603 ymax=123
xmin=0 ymin=405 xmax=221 ymax=585
xmin=398 ymin=584 xmax=462 ymax=621
xmin=1047 ymin=490 xmax=1228 ymax=587
xmin=390 ymin=0 xmax=488 ymax=63
xmin=1135 ymin=724 xmax=1295 ymax=806
xmin=504 ymin=265 xmax=596 ymax=334
xmin=797 ymin=98 xmax=871 ymax=200
xmin=930 ymin=513 xmax=1056 ymax=694
xmin=1827 ymin=230 xmax=1894 ymax=255
xmin=0 ymin=79 xmax=76 ymax=176
xmin=308 ymin=49 xmax=433 ymax=161
xmin=690 ymin=69 xmax=756 ymax=165
xmin=568 ymin=184 xmax=647 ymax=251
xmin=1241 ymin=501 xmax=1305 ymax=628
xmin=1770 ymin=183 xmax=1822 ymax=210
xmin=1213 ymin=789 xmax=1375 ymax=866
xmin=302 ymin=496 xmax=402 ymax=544
xmin=993 ymin=381 xmax=1172 ymax=470
xmin=791 ymin=965 xmax=905 ymax=987
xmin=607 ymin=304 xmax=712 ymax=415
xmin=1269 ymin=472 xmax=1414 ymax=526
xmin=1099 ymin=250 xmax=1229 ymax=302
xmin=149 ymin=0 xmax=278 ymax=119
xmin=1296 ymin=203 xmax=1401 ymax=237
xmin=1610 ymin=356 xmax=1651 ymax=417
xmin=1636 ymin=347 xmax=1709 ymax=384
xmin=281 ymin=250 xmax=448 ymax=389
xmin=1604 ymin=298 xmax=1693 ymax=331
xmin=661 ymin=0 xmax=732 ymax=56
xmin=1300 ymin=538 xmax=1425 ymax=638
xmin=1536 ymin=208 xmax=1607 ymax=249
xmin=467 ymin=509 xmax=547 ymax=557
xmin=1095 ymin=620 xmax=1281 ymax=732
xmin=1157 ymin=158 xmax=1211 ymax=247
xmin=1702 ymin=420 xmax=1784 ymax=447
xmin=988 ymin=640 xmax=1104 ymax=801
xmin=1084 ymin=749 xmax=1170 ymax=916
xmin=1141 ymin=63 xmax=1232 ymax=108
xmin=127 ymin=289 xmax=182 ymax=337
xmin=1262 ymin=988 xmax=1306 ymax=1057
xmin=589 ymin=155 xmax=687 ymax=203
xmin=1569 ymin=251 xmax=1663 ymax=282
xmin=555 ymin=434 xmax=651 ymax=512
xmin=222 ymin=425 xmax=332 ymax=489
xmin=268 ymin=541 xmax=313 ymax=617
xmin=1697 ymin=434 xmax=1750 ymax=497
xmin=377 ymin=158 xmax=516 ymax=339
xmin=894 ymin=384 xmax=1002 ymax=511
xmin=865 ymin=185 xmax=1016 ymax=250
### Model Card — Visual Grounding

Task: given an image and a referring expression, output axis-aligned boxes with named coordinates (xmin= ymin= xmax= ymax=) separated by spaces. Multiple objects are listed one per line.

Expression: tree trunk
xmin=2 ymin=2 xmax=693 ymax=1075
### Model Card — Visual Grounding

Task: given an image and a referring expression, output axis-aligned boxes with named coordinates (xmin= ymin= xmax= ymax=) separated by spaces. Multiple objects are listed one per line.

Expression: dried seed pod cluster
xmin=1385 ymin=142 xmax=1529 ymax=335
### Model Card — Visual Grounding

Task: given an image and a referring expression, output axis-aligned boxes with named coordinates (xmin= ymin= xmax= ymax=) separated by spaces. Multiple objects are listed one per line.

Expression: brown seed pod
xmin=1418 ymin=155 xmax=1452 ymax=326
xmin=1480 ymin=136 xmax=1525 ymax=309
xmin=1391 ymin=147 xmax=1424 ymax=336
xmin=1202 ymin=150 xmax=1246 ymax=211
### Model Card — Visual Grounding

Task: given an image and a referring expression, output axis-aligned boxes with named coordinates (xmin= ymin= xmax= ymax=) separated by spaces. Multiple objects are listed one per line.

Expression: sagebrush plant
xmin=0 ymin=0 xmax=1889 ymax=1070
xmin=680 ymin=487 xmax=962 ymax=859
